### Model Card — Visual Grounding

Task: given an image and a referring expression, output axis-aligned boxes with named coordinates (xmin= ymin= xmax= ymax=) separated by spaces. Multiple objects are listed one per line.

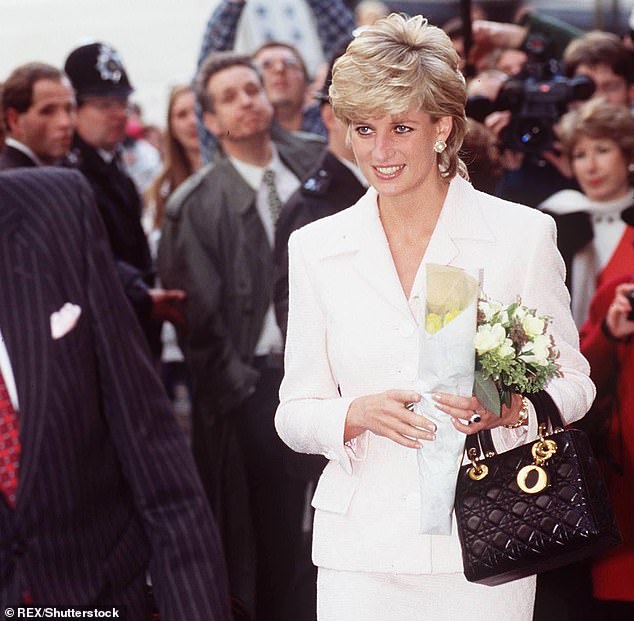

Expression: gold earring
xmin=433 ymin=139 xmax=447 ymax=154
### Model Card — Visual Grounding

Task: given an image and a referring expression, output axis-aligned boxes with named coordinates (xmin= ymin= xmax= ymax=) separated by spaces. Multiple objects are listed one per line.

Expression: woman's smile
xmin=350 ymin=108 xmax=452 ymax=204
xmin=373 ymin=164 xmax=405 ymax=178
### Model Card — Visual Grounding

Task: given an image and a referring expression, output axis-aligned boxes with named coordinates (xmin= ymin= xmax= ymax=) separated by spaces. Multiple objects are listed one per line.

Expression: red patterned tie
xmin=0 ymin=369 xmax=20 ymax=508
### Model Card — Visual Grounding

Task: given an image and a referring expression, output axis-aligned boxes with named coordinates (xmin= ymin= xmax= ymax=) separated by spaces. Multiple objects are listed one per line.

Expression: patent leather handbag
xmin=455 ymin=391 xmax=622 ymax=586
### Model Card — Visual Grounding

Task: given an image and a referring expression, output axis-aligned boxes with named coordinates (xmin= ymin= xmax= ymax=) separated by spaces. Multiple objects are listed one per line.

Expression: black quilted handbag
xmin=455 ymin=391 xmax=622 ymax=586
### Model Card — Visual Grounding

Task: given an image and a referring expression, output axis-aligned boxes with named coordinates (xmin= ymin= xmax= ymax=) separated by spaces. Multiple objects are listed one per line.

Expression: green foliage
xmin=473 ymin=296 xmax=562 ymax=409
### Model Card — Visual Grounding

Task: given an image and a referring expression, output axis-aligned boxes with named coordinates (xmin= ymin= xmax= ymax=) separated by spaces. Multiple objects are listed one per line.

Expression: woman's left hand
xmin=431 ymin=392 xmax=524 ymax=434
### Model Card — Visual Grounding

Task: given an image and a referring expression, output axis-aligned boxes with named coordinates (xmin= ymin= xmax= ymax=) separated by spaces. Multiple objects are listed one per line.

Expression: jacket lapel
xmin=0 ymin=208 xmax=50 ymax=511
xmin=318 ymin=177 xmax=496 ymax=314
xmin=421 ymin=216 xmax=459 ymax=270
xmin=318 ymin=188 xmax=411 ymax=316
xmin=422 ymin=176 xmax=496 ymax=267
xmin=351 ymin=206 xmax=412 ymax=315
xmin=218 ymin=159 xmax=257 ymax=217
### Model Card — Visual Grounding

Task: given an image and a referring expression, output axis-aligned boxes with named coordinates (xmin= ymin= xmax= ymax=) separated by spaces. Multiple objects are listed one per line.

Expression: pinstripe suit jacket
xmin=0 ymin=168 xmax=231 ymax=620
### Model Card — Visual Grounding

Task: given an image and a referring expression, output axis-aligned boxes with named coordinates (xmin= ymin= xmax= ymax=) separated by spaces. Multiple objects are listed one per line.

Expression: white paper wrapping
xmin=415 ymin=264 xmax=479 ymax=535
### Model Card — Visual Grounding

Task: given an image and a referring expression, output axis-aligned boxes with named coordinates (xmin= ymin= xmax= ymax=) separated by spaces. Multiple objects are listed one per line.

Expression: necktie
xmin=0 ymin=369 xmax=20 ymax=508
xmin=262 ymin=168 xmax=282 ymax=223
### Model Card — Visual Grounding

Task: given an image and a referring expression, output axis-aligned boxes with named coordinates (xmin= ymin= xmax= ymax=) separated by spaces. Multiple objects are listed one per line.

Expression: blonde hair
xmin=329 ymin=13 xmax=468 ymax=180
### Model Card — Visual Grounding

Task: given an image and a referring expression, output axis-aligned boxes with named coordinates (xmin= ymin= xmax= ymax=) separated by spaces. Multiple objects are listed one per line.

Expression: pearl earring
xmin=433 ymin=139 xmax=447 ymax=154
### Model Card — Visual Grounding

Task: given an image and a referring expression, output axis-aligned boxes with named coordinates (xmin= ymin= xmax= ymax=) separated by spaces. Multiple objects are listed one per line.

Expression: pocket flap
xmin=310 ymin=462 xmax=359 ymax=514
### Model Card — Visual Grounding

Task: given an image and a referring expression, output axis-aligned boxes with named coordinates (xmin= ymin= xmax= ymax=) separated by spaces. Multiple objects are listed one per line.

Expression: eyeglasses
xmin=256 ymin=57 xmax=303 ymax=73
xmin=81 ymin=97 xmax=132 ymax=113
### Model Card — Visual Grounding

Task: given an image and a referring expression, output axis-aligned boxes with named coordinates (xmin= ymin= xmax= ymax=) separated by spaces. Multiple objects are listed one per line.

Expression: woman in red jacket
xmin=580 ymin=274 xmax=634 ymax=621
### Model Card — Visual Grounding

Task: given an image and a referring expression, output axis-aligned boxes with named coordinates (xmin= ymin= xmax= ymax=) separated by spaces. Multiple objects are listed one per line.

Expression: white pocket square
xmin=50 ymin=303 xmax=82 ymax=340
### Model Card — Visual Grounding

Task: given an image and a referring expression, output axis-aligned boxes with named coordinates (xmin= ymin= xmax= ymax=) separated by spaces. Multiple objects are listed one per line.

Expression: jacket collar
xmin=209 ymin=134 xmax=322 ymax=217
xmin=319 ymin=175 xmax=496 ymax=259
xmin=317 ymin=176 xmax=496 ymax=315
xmin=4 ymin=139 xmax=42 ymax=167
xmin=212 ymin=157 xmax=255 ymax=216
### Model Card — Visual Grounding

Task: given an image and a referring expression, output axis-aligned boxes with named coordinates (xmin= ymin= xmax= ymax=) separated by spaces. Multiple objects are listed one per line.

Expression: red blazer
xmin=580 ymin=273 xmax=634 ymax=602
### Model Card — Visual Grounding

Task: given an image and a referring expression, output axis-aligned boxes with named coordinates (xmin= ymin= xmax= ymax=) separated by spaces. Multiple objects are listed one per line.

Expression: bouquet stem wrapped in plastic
xmin=415 ymin=264 xmax=479 ymax=535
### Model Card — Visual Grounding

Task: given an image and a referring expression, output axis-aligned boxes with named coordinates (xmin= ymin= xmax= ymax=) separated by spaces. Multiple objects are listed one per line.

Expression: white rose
xmin=520 ymin=334 xmax=551 ymax=365
xmin=522 ymin=314 xmax=545 ymax=338
xmin=497 ymin=338 xmax=515 ymax=359
xmin=533 ymin=334 xmax=551 ymax=362
xmin=480 ymin=300 xmax=502 ymax=322
xmin=513 ymin=305 xmax=527 ymax=321
xmin=474 ymin=323 xmax=507 ymax=354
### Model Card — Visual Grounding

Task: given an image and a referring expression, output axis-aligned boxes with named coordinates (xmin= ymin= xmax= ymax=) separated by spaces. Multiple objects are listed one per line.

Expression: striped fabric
xmin=0 ymin=168 xmax=231 ymax=620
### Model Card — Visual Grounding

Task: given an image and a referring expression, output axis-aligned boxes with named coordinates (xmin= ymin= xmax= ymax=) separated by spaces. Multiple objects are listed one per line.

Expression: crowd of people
xmin=0 ymin=0 xmax=632 ymax=620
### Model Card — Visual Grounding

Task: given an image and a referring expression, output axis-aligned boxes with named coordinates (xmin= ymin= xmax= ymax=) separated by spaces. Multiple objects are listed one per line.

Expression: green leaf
xmin=473 ymin=370 xmax=501 ymax=416
xmin=500 ymin=387 xmax=512 ymax=408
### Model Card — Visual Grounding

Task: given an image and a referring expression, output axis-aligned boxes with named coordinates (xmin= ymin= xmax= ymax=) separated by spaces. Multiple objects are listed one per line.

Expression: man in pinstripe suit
xmin=0 ymin=166 xmax=232 ymax=620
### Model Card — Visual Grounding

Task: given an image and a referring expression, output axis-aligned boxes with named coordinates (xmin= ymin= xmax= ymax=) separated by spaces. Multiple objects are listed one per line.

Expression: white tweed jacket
xmin=275 ymin=175 xmax=595 ymax=574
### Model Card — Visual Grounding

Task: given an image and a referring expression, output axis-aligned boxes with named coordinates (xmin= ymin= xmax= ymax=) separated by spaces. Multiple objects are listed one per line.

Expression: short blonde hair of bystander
xmin=329 ymin=13 xmax=469 ymax=180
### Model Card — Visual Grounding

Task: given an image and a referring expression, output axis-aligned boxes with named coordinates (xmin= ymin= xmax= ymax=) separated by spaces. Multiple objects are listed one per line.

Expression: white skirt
xmin=317 ymin=567 xmax=535 ymax=621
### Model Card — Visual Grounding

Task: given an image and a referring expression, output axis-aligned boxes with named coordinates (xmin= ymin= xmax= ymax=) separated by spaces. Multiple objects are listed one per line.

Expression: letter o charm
xmin=516 ymin=464 xmax=549 ymax=494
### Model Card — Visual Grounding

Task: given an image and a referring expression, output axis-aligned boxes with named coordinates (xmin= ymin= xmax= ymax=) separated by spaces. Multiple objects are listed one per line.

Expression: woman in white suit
xmin=275 ymin=14 xmax=595 ymax=621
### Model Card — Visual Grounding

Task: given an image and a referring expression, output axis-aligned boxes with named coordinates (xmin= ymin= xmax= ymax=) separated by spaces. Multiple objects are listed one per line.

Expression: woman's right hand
xmin=605 ymin=283 xmax=634 ymax=339
xmin=344 ymin=390 xmax=436 ymax=448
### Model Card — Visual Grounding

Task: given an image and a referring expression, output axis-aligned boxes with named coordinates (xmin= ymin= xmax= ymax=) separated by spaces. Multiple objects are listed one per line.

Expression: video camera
xmin=466 ymin=34 xmax=595 ymax=156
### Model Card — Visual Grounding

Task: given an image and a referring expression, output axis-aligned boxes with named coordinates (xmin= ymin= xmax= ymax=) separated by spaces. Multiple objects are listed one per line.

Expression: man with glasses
xmin=64 ymin=42 xmax=184 ymax=360
xmin=194 ymin=0 xmax=356 ymax=161
xmin=252 ymin=42 xmax=314 ymax=135
xmin=198 ymin=40 xmax=326 ymax=163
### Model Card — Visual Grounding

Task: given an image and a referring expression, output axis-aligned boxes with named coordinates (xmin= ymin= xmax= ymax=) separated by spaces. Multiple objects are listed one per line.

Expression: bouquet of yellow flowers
xmin=415 ymin=272 xmax=561 ymax=535
xmin=473 ymin=297 xmax=562 ymax=415
xmin=416 ymin=264 xmax=480 ymax=535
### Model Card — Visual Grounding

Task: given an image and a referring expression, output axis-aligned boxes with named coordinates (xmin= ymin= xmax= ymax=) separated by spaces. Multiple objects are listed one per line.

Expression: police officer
xmin=64 ymin=42 xmax=184 ymax=358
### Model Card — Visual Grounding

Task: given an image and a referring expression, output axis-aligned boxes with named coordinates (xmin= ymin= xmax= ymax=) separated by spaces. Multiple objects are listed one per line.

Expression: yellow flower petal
xmin=443 ymin=309 xmax=461 ymax=326
xmin=426 ymin=313 xmax=443 ymax=335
